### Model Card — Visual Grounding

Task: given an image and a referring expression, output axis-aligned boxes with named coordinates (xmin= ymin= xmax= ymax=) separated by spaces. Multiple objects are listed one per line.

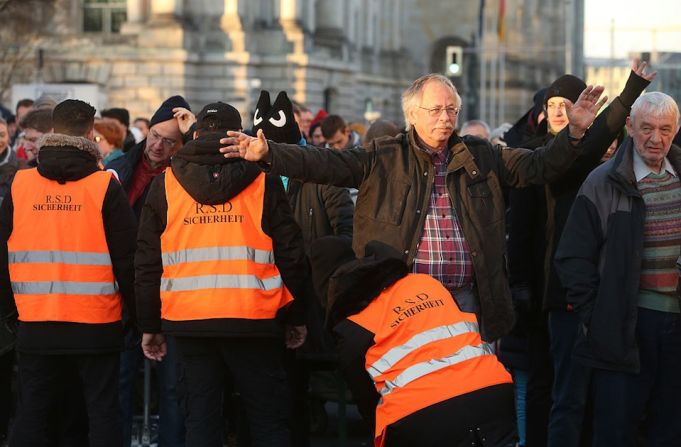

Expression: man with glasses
xmin=220 ymin=74 xmax=606 ymax=343
xmin=106 ymin=95 xmax=195 ymax=447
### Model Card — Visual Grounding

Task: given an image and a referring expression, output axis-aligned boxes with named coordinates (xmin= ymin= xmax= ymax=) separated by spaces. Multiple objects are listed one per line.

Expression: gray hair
xmin=460 ymin=120 xmax=491 ymax=139
xmin=630 ymin=92 xmax=680 ymax=127
xmin=402 ymin=74 xmax=461 ymax=131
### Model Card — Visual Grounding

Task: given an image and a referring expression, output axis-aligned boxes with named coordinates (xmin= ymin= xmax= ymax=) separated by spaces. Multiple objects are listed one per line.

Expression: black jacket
xmin=135 ymin=133 xmax=310 ymax=338
xmin=105 ymin=139 xmax=148 ymax=218
xmin=555 ymin=139 xmax=681 ymax=372
xmin=266 ymin=127 xmax=591 ymax=341
xmin=286 ymin=180 xmax=354 ymax=254
xmin=0 ymin=134 xmax=137 ymax=354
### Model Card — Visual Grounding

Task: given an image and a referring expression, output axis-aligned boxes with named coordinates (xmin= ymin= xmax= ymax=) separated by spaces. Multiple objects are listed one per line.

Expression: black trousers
xmin=384 ymin=383 xmax=517 ymax=447
xmin=10 ymin=352 xmax=121 ymax=447
xmin=176 ymin=337 xmax=290 ymax=447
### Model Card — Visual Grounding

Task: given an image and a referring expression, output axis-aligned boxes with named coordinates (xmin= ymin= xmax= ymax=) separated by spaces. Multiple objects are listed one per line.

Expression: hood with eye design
xmin=252 ymin=90 xmax=302 ymax=144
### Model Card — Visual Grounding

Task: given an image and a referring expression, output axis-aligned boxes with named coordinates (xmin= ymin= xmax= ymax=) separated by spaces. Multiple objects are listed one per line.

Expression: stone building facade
xmin=4 ymin=0 xmax=582 ymax=128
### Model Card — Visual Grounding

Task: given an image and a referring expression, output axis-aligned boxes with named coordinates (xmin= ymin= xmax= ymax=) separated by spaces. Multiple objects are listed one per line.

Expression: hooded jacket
xmin=555 ymin=139 xmax=681 ymax=372
xmin=0 ymin=133 xmax=138 ymax=354
xmin=135 ymin=132 xmax=309 ymax=337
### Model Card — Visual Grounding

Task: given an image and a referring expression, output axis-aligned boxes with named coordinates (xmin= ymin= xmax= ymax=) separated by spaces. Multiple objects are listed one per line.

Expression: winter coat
xmin=104 ymin=139 xmax=148 ymax=217
xmin=135 ymin=132 xmax=310 ymax=338
xmin=554 ymin=139 xmax=681 ymax=372
xmin=265 ymin=127 xmax=595 ymax=341
xmin=0 ymin=148 xmax=18 ymax=207
xmin=0 ymin=133 xmax=137 ymax=354
xmin=286 ymin=180 xmax=353 ymax=255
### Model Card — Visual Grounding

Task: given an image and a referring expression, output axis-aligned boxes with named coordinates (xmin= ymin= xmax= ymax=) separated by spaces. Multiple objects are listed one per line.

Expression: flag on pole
xmin=497 ymin=0 xmax=506 ymax=41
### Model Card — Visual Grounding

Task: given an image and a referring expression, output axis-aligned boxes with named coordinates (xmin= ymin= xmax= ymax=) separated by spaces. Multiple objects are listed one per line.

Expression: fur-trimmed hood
xmin=35 ymin=133 xmax=100 ymax=184
xmin=38 ymin=133 xmax=101 ymax=162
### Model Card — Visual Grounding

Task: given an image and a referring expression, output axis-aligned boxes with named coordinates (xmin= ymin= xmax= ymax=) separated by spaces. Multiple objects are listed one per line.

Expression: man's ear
xmin=86 ymin=127 xmax=95 ymax=141
xmin=625 ymin=116 xmax=633 ymax=133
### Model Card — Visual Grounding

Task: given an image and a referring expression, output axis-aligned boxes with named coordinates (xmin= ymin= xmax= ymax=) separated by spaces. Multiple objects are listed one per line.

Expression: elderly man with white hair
xmin=221 ymin=74 xmax=606 ymax=343
xmin=555 ymin=91 xmax=681 ymax=446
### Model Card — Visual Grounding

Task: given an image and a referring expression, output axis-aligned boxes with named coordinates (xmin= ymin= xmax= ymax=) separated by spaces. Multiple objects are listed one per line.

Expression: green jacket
xmin=265 ymin=127 xmax=584 ymax=341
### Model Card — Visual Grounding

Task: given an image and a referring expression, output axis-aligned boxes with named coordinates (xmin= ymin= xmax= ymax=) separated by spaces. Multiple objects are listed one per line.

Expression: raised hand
xmin=565 ymin=85 xmax=608 ymax=139
xmin=172 ymin=107 xmax=196 ymax=135
xmin=219 ymin=128 xmax=270 ymax=161
xmin=632 ymin=57 xmax=657 ymax=82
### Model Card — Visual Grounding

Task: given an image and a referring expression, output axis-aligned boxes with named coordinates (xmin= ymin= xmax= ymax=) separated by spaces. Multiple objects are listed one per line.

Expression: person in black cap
xmin=107 ymin=95 xmax=194 ymax=447
xmin=135 ymin=101 xmax=310 ymax=447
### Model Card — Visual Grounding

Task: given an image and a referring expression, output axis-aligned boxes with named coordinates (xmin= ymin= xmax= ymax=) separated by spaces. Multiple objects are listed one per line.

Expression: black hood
xmin=325 ymin=256 xmax=408 ymax=330
xmin=171 ymin=132 xmax=261 ymax=205
xmin=309 ymin=237 xmax=409 ymax=330
xmin=36 ymin=133 xmax=99 ymax=184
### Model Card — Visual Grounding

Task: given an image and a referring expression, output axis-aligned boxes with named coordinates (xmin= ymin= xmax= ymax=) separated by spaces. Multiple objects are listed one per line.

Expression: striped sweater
xmin=638 ymin=170 xmax=681 ymax=313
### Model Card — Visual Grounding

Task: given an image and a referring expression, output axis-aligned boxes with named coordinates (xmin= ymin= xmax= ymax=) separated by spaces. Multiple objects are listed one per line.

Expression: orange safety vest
xmin=160 ymin=169 xmax=293 ymax=321
xmin=348 ymin=273 xmax=512 ymax=447
xmin=7 ymin=169 xmax=122 ymax=324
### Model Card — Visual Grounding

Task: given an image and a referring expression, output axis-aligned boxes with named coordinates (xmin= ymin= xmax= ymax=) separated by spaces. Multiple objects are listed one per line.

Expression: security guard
xmin=0 ymin=99 xmax=137 ymax=447
xmin=136 ymin=102 xmax=309 ymax=447
xmin=311 ymin=237 xmax=516 ymax=447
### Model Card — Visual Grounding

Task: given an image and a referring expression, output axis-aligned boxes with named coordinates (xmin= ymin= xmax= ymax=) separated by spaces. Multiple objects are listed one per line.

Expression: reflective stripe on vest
xmin=162 ymin=246 xmax=274 ymax=266
xmin=160 ymin=274 xmax=284 ymax=292
xmin=9 ymin=250 xmax=113 ymax=266
xmin=160 ymin=169 xmax=293 ymax=321
xmin=378 ymin=343 xmax=495 ymax=396
xmin=12 ymin=281 xmax=118 ymax=296
xmin=367 ymin=321 xmax=480 ymax=379
xmin=8 ymin=169 xmax=122 ymax=324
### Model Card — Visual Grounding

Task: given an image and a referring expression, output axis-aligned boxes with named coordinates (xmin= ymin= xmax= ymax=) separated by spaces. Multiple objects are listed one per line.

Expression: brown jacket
xmin=265 ymin=128 xmax=583 ymax=341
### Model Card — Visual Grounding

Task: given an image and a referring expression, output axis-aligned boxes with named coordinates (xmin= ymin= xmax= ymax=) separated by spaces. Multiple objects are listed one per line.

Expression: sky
xmin=584 ymin=0 xmax=681 ymax=58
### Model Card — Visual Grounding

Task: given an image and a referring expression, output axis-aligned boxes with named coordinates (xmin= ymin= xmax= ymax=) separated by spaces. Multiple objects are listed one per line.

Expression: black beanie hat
xmin=251 ymin=91 xmax=301 ymax=144
xmin=149 ymin=95 xmax=190 ymax=128
xmin=544 ymin=75 xmax=586 ymax=105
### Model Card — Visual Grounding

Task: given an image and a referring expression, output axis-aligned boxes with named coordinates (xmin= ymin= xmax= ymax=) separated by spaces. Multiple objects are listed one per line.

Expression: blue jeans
xmin=119 ymin=335 xmax=185 ymax=447
xmin=547 ymin=310 xmax=591 ymax=447
xmin=511 ymin=369 xmax=528 ymax=446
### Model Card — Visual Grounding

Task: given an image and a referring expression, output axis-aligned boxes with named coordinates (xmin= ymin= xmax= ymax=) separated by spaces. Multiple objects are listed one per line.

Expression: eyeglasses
xmin=418 ymin=106 xmax=461 ymax=118
xmin=150 ymin=128 xmax=177 ymax=148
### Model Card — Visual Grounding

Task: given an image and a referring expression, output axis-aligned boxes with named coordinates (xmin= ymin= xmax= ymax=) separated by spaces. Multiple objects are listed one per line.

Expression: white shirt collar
xmin=632 ymin=147 xmax=677 ymax=182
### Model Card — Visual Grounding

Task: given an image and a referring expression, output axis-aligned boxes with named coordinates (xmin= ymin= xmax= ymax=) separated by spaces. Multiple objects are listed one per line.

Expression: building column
xmin=120 ymin=0 xmax=144 ymax=34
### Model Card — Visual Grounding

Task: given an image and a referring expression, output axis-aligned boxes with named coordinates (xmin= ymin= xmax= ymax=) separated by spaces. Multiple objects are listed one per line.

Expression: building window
xmin=83 ymin=0 xmax=127 ymax=34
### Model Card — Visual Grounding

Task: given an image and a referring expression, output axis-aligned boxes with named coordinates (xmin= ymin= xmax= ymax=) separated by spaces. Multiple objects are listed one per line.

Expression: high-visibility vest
xmin=8 ymin=169 xmax=121 ymax=324
xmin=348 ymin=273 xmax=512 ymax=447
xmin=160 ymin=169 xmax=293 ymax=321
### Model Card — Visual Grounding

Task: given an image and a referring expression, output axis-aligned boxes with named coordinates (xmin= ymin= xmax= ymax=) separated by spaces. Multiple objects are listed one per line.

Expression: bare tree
xmin=0 ymin=0 xmax=56 ymax=105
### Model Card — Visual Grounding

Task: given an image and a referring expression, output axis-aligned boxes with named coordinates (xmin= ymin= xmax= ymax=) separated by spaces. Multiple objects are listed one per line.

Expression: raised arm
xmin=220 ymin=129 xmax=371 ymax=188
xmin=499 ymin=85 xmax=607 ymax=188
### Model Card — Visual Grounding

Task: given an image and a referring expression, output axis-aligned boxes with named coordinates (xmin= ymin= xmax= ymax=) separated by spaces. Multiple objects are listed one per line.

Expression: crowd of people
xmin=0 ymin=55 xmax=679 ymax=447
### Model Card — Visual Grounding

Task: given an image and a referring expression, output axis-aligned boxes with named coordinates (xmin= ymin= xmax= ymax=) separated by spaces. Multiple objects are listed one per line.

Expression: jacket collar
xmin=407 ymin=128 xmax=483 ymax=181
xmin=608 ymin=138 xmax=681 ymax=196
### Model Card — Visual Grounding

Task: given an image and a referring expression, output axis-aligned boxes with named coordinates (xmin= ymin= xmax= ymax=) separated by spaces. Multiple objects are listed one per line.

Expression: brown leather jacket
xmin=266 ymin=128 xmax=583 ymax=341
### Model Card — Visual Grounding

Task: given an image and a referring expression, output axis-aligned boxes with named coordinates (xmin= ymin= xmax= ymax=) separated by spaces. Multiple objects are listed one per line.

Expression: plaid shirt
xmin=412 ymin=146 xmax=474 ymax=291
